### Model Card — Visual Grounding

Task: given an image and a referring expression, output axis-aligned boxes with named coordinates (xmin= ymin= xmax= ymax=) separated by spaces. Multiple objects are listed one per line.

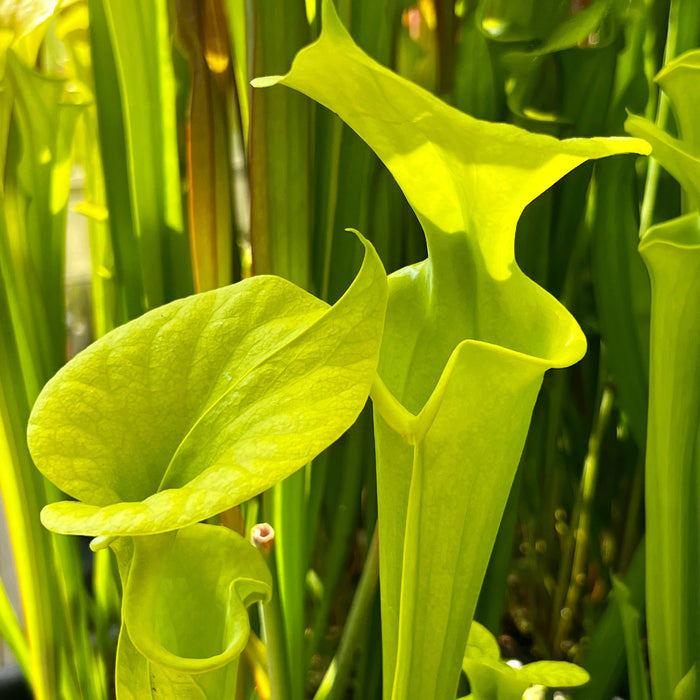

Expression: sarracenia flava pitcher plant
xmin=25 ymin=2 xmax=652 ymax=698
xmin=255 ymin=2 xmax=649 ymax=698
xmin=625 ymin=49 xmax=700 ymax=700
xmin=27 ymin=235 xmax=388 ymax=697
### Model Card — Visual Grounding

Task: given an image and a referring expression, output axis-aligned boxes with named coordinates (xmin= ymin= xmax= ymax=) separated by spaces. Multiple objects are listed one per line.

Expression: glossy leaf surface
xmin=461 ymin=621 xmax=589 ymax=700
xmin=637 ymin=213 xmax=700 ymax=700
xmin=28 ymin=234 xmax=387 ymax=538
xmin=626 ymin=49 xmax=700 ymax=700
xmin=110 ymin=526 xmax=266 ymax=698
xmin=123 ymin=525 xmax=271 ymax=672
xmin=255 ymin=3 xmax=649 ymax=697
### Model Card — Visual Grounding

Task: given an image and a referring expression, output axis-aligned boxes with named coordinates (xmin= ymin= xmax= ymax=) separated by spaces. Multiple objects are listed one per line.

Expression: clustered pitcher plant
xmin=255 ymin=2 xmax=648 ymax=697
xmin=23 ymin=1 xmax=662 ymax=699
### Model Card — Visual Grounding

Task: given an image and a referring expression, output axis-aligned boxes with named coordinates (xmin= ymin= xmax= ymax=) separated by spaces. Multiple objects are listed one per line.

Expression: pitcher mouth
xmin=376 ymin=252 xmax=586 ymax=417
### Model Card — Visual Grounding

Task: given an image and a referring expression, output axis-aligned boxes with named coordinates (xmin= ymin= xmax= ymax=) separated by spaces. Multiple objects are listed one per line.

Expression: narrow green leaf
xmin=576 ymin=540 xmax=645 ymax=700
xmin=103 ymin=0 xmax=187 ymax=305
xmin=173 ymin=0 xmax=236 ymax=292
xmin=638 ymin=212 xmax=700 ymax=700
xmin=248 ymin=0 xmax=311 ymax=287
xmin=222 ymin=0 xmax=249 ymax=138
xmin=248 ymin=15 xmax=315 ymax=692
xmin=475 ymin=0 xmax=570 ymax=43
xmin=611 ymin=575 xmax=651 ymax=700
xmin=87 ymin=0 xmax=192 ymax=317
xmin=0 ymin=69 xmax=14 ymax=187
xmin=85 ymin=0 xmax=142 ymax=322
xmin=5 ymin=49 xmax=88 ymax=381
xmin=0 ymin=573 xmax=29 ymax=678
xmin=591 ymin=158 xmax=650 ymax=443
xmin=453 ymin=8 xmax=500 ymax=121
xmin=673 ymin=666 xmax=698 ymax=700
xmin=626 ymin=50 xmax=700 ymax=700
xmin=28 ymin=234 xmax=387 ymax=538
xmin=55 ymin=4 xmax=119 ymax=340
xmin=535 ymin=1 xmax=613 ymax=55
xmin=0 ymin=47 xmax=95 ymax=700
xmin=0 ymin=0 xmax=57 ymax=68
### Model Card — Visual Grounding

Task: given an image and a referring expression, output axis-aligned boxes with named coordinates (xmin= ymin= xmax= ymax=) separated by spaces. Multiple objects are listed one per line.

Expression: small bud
xmin=251 ymin=523 xmax=275 ymax=553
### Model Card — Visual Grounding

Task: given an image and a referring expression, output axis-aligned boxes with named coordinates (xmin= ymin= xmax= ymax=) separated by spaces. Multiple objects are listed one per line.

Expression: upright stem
xmin=252 ymin=523 xmax=291 ymax=700
xmin=554 ymin=379 xmax=614 ymax=652
xmin=313 ymin=525 xmax=380 ymax=700
xmin=639 ymin=0 xmax=680 ymax=236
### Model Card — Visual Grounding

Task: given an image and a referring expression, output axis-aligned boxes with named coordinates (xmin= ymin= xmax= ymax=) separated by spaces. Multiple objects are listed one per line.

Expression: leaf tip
xmin=250 ymin=75 xmax=284 ymax=89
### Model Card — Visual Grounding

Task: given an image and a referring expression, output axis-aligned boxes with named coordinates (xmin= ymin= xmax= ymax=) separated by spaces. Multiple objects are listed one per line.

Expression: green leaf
xmin=612 ymin=575 xmax=650 ymax=700
xmin=536 ymin=1 xmax=613 ymax=54
xmin=673 ymin=666 xmax=698 ymax=700
xmin=1 ymin=46 xmax=100 ymax=700
xmin=114 ymin=615 xmax=239 ymax=699
xmin=656 ymin=50 xmax=700 ymax=151
xmin=519 ymin=661 xmax=590 ymax=688
xmin=625 ymin=112 xmax=700 ymax=212
xmin=591 ymin=158 xmax=650 ymax=443
xmin=28 ymin=233 xmax=387 ymax=538
xmin=248 ymin=0 xmax=311 ymax=287
xmin=461 ymin=622 xmax=521 ymax=700
xmin=110 ymin=524 xmax=266 ymax=698
xmin=626 ymin=49 xmax=700 ymax=700
xmin=253 ymin=19 xmax=646 ymax=285
xmin=5 ymin=49 xmax=89 ymax=384
xmin=123 ymin=524 xmax=271 ymax=673
xmin=464 ymin=622 xmax=501 ymax=662
xmin=475 ymin=0 xmax=570 ymax=43
xmin=461 ymin=623 xmax=510 ymax=700
xmin=0 ymin=0 xmax=58 ymax=68
xmin=637 ymin=213 xmax=700 ymax=700
xmin=625 ymin=50 xmax=700 ymax=213
xmin=453 ymin=8 xmax=500 ymax=121
xmin=86 ymin=0 xmax=192 ymax=318
xmin=576 ymin=543 xmax=645 ymax=700
xmin=461 ymin=621 xmax=588 ymax=699
xmin=462 ymin=657 xmax=510 ymax=700
xmin=254 ymin=2 xmax=649 ymax=698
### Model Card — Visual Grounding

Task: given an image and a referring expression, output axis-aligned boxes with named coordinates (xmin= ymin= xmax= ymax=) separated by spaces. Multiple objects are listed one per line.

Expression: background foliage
xmin=0 ymin=0 xmax=698 ymax=698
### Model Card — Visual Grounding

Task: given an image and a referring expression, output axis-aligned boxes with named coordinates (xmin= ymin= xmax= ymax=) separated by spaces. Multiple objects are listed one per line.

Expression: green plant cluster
xmin=0 ymin=1 xmax=698 ymax=699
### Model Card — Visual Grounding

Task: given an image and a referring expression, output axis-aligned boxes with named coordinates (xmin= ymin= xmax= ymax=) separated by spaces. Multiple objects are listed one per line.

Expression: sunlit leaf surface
xmin=28 ymin=234 xmax=387 ymax=538
xmin=256 ymin=2 xmax=649 ymax=696
xmin=626 ymin=49 xmax=700 ymax=700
